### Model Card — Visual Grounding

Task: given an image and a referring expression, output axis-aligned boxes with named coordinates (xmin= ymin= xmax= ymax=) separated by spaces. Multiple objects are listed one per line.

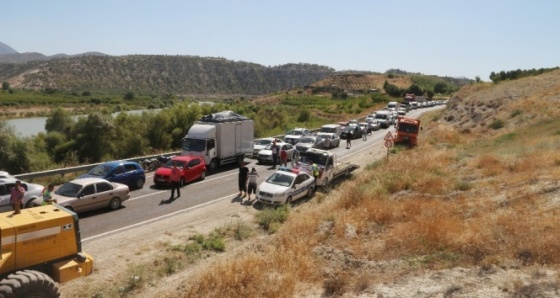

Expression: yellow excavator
xmin=0 ymin=205 xmax=93 ymax=297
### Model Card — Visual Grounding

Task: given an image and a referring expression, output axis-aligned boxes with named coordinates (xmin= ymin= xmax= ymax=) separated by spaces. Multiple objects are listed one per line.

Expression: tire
xmin=135 ymin=177 xmax=145 ymax=189
xmin=286 ymin=196 xmax=293 ymax=205
xmin=25 ymin=199 xmax=38 ymax=208
xmin=200 ymin=171 xmax=206 ymax=181
xmin=108 ymin=197 xmax=121 ymax=210
xmin=208 ymin=159 xmax=218 ymax=172
xmin=307 ymin=185 xmax=314 ymax=197
xmin=322 ymin=178 xmax=330 ymax=191
xmin=0 ymin=270 xmax=60 ymax=298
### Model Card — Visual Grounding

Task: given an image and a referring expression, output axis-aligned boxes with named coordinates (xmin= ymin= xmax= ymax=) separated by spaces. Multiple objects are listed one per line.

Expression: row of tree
xmin=489 ymin=67 xmax=559 ymax=84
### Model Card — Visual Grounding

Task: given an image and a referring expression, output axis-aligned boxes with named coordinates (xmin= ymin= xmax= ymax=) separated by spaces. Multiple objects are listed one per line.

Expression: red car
xmin=153 ymin=155 xmax=207 ymax=187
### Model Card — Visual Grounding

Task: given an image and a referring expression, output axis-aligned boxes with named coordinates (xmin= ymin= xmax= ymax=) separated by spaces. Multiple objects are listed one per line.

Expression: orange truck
xmin=394 ymin=116 xmax=421 ymax=146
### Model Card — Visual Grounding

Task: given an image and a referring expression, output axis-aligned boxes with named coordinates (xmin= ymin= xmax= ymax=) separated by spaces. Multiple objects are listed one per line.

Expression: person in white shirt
xmin=246 ymin=168 xmax=259 ymax=202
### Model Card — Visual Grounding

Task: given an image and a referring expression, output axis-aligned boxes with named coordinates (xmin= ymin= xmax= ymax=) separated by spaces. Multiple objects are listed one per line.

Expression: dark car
xmin=340 ymin=125 xmax=362 ymax=140
xmin=78 ymin=160 xmax=146 ymax=189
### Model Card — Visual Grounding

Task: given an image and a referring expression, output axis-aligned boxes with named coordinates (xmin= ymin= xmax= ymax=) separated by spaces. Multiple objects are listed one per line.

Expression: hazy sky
xmin=2 ymin=0 xmax=559 ymax=80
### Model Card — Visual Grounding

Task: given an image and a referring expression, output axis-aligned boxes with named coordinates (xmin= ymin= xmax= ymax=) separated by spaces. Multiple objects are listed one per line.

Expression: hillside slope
xmin=0 ymin=55 xmax=334 ymax=97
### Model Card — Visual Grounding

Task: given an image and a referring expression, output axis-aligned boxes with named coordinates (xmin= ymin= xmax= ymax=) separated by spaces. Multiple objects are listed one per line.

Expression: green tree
xmin=45 ymin=108 xmax=74 ymax=133
xmin=124 ymin=91 xmax=135 ymax=101
xmin=73 ymin=113 xmax=115 ymax=162
xmin=406 ymin=84 xmax=423 ymax=96
xmin=433 ymin=82 xmax=448 ymax=94
xmin=0 ymin=121 xmax=31 ymax=174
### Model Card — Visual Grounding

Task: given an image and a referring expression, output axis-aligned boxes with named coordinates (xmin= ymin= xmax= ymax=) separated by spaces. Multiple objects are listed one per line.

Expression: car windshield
xmin=265 ymin=172 xmax=294 ymax=187
xmin=298 ymin=137 xmax=315 ymax=144
xmin=320 ymin=127 xmax=336 ymax=133
xmin=54 ymin=182 xmax=83 ymax=197
xmin=299 ymin=151 xmax=328 ymax=166
xmin=375 ymin=114 xmax=387 ymax=119
xmin=254 ymin=139 xmax=272 ymax=146
xmin=264 ymin=143 xmax=281 ymax=150
xmin=181 ymin=138 xmax=206 ymax=152
xmin=87 ymin=164 xmax=112 ymax=176
xmin=164 ymin=160 xmax=187 ymax=168
xmin=287 ymin=130 xmax=303 ymax=135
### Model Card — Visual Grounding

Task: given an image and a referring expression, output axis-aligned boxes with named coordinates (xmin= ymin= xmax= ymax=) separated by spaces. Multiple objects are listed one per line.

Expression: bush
xmin=255 ymin=205 xmax=290 ymax=233
xmin=489 ymin=119 xmax=504 ymax=130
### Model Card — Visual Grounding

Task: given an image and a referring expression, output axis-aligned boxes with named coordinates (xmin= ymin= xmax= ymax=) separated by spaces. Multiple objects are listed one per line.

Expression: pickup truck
xmin=293 ymin=148 xmax=359 ymax=190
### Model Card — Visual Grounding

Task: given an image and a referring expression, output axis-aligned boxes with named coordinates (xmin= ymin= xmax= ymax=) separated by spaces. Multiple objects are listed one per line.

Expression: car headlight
xmin=273 ymin=192 xmax=286 ymax=197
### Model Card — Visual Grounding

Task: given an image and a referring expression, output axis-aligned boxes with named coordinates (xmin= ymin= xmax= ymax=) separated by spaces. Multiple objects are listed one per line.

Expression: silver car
xmin=52 ymin=178 xmax=130 ymax=213
xmin=0 ymin=178 xmax=44 ymax=212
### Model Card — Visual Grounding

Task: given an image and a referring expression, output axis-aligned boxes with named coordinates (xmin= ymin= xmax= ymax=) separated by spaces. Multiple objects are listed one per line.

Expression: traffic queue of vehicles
xmin=3 ymin=104 xmax=428 ymax=214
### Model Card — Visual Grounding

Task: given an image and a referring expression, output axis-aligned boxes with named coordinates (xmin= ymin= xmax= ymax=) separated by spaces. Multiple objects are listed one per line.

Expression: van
xmin=387 ymin=101 xmax=398 ymax=109
xmin=319 ymin=124 xmax=342 ymax=136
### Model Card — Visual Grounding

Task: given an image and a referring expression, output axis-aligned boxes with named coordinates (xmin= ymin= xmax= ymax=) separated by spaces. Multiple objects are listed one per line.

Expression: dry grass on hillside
xmin=171 ymin=73 xmax=560 ymax=297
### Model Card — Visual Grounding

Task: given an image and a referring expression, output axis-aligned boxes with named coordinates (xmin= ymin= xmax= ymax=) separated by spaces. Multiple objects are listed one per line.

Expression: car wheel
xmin=322 ymin=178 xmax=330 ymax=192
xmin=108 ymin=197 xmax=121 ymax=210
xmin=135 ymin=177 xmax=145 ymax=189
xmin=209 ymin=159 xmax=218 ymax=172
xmin=286 ymin=196 xmax=293 ymax=205
xmin=200 ymin=171 xmax=206 ymax=181
xmin=307 ymin=185 xmax=314 ymax=197
xmin=25 ymin=199 xmax=38 ymax=208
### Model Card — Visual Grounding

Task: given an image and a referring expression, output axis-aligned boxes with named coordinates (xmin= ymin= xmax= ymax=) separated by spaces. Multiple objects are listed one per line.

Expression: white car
xmin=257 ymin=142 xmax=295 ymax=164
xmin=0 ymin=178 xmax=45 ymax=212
xmin=52 ymin=177 xmax=130 ymax=213
xmin=251 ymin=137 xmax=282 ymax=157
xmin=284 ymin=128 xmax=310 ymax=145
xmin=257 ymin=168 xmax=315 ymax=205
xmin=0 ymin=171 xmax=15 ymax=179
xmin=317 ymin=132 xmax=340 ymax=148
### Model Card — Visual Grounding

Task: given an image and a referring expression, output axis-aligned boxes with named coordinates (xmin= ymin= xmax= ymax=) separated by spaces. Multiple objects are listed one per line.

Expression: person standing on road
xmin=279 ymin=147 xmax=288 ymax=167
xmin=10 ymin=180 xmax=25 ymax=215
xmin=238 ymin=162 xmax=249 ymax=197
xmin=246 ymin=167 xmax=259 ymax=202
xmin=270 ymin=140 xmax=279 ymax=169
xmin=169 ymin=162 xmax=181 ymax=200
xmin=346 ymin=131 xmax=353 ymax=149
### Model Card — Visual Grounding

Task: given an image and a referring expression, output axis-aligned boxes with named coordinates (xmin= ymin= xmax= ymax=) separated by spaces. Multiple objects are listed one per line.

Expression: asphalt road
xmin=79 ymin=106 xmax=443 ymax=241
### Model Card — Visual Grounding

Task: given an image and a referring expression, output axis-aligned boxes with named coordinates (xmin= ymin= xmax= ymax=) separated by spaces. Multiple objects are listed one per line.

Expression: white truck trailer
xmin=181 ymin=111 xmax=254 ymax=172
xmin=293 ymin=148 xmax=359 ymax=190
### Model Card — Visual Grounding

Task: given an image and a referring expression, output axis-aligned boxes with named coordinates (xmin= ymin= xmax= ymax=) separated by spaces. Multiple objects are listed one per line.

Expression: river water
xmin=4 ymin=109 xmax=161 ymax=138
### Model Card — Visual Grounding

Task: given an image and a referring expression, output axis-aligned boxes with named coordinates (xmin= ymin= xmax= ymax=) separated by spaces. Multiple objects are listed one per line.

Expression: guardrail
xmin=14 ymin=117 xmax=369 ymax=182
xmin=14 ymin=152 xmax=181 ymax=182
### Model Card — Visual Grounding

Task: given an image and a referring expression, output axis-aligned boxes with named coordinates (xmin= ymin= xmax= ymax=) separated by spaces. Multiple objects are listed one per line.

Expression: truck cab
xmin=394 ymin=116 xmax=421 ymax=146
xmin=294 ymin=148 xmax=358 ymax=189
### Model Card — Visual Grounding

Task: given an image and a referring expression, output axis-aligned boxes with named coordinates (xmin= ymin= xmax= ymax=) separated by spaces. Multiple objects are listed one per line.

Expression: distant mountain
xmin=0 ymin=41 xmax=18 ymax=55
xmin=0 ymin=41 xmax=108 ymax=63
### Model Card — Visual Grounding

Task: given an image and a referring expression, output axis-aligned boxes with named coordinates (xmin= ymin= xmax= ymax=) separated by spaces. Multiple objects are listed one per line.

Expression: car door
xmin=0 ymin=183 xmax=11 ymax=212
xmin=184 ymin=159 xmax=201 ymax=182
xmin=292 ymin=174 xmax=308 ymax=200
xmin=95 ymin=181 xmax=114 ymax=209
xmin=74 ymin=184 xmax=98 ymax=213
xmin=108 ymin=165 xmax=126 ymax=185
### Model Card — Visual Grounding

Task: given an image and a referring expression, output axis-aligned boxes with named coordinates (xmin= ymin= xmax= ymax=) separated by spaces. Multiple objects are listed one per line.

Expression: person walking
xmin=169 ymin=162 xmax=181 ymax=200
xmin=246 ymin=167 xmax=259 ymax=202
xmin=270 ymin=140 xmax=279 ymax=169
xmin=10 ymin=180 xmax=25 ymax=215
xmin=280 ymin=147 xmax=288 ymax=167
xmin=238 ymin=162 xmax=249 ymax=197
